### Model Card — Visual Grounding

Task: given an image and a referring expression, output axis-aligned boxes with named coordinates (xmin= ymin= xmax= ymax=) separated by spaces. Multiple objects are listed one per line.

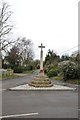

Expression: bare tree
xmin=0 ymin=1 xmax=14 ymax=52
xmin=0 ymin=1 xmax=14 ymax=68
xmin=15 ymin=37 xmax=34 ymax=66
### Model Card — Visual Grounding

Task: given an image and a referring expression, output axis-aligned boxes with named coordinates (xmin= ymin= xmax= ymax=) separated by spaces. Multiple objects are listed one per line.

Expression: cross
xmin=38 ymin=43 xmax=45 ymax=51
xmin=38 ymin=43 xmax=45 ymax=74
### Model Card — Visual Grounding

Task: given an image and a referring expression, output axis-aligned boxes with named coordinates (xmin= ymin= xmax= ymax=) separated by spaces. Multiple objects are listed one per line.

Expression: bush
xmin=2 ymin=64 xmax=13 ymax=69
xmin=77 ymin=65 xmax=80 ymax=79
xmin=26 ymin=65 xmax=33 ymax=70
xmin=44 ymin=62 xmax=59 ymax=77
xmin=62 ymin=62 xmax=78 ymax=80
xmin=44 ymin=69 xmax=47 ymax=74
xmin=13 ymin=66 xmax=24 ymax=73
xmin=47 ymin=69 xmax=58 ymax=77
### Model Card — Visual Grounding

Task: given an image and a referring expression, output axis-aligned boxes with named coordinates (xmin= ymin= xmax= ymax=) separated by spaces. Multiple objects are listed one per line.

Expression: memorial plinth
xmin=29 ymin=43 xmax=53 ymax=87
xmin=29 ymin=73 xmax=53 ymax=87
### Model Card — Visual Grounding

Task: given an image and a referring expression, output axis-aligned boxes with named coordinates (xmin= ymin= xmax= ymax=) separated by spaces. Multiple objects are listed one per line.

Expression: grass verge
xmin=65 ymin=79 xmax=80 ymax=84
xmin=22 ymin=70 xmax=33 ymax=74
xmin=52 ymin=76 xmax=80 ymax=84
xmin=1 ymin=70 xmax=34 ymax=80
xmin=2 ymin=74 xmax=21 ymax=80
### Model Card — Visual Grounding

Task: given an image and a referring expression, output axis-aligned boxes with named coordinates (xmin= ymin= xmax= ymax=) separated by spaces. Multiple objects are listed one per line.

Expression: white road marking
xmin=0 ymin=112 xmax=39 ymax=118
xmin=0 ymin=89 xmax=6 ymax=91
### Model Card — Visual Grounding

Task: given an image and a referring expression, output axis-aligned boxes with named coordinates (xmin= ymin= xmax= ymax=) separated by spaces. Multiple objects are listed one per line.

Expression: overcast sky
xmin=4 ymin=0 xmax=78 ymax=60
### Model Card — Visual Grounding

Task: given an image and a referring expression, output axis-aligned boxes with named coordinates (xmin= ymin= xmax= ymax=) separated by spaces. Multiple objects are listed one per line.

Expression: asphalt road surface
xmin=2 ymin=71 xmax=79 ymax=119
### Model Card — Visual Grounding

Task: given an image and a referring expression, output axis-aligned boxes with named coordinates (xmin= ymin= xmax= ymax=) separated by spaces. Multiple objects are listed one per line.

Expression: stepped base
xmin=29 ymin=73 xmax=53 ymax=87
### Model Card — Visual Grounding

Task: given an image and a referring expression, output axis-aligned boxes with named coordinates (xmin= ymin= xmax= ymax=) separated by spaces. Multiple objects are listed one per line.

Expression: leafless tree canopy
xmin=15 ymin=37 xmax=34 ymax=62
xmin=0 ymin=1 xmax=13 ymax=51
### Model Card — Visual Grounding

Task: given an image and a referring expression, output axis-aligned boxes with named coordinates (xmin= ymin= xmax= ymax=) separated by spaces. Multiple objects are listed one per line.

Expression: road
xmin=2 ymin=71 xmax=79 ymax=118
xmin=2 ymin=72 xmax=37 ymax=90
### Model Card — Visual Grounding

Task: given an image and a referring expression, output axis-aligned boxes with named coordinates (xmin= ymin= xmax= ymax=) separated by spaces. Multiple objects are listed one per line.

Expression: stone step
xmin=31 ymin=80 xmax=52 ymax=84
xmin=29 ymin=74 xmax=53 ymax=87
xmin=29 ymin=83 xmax=53 ymax=87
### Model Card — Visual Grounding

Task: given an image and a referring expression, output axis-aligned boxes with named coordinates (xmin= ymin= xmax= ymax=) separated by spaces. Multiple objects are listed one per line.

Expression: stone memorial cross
xmin=38 ymin=43 xmax=45 ymax=73
xmin=29 ymin=43 xmax=53 ymax=87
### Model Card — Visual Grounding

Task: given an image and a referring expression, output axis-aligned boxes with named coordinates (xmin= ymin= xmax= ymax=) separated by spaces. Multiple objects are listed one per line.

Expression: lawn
xmin=52 ymin=76 xmax=80 ymax=84
xmin=0 ymin=70 xmax=33 ymax=80
xmin=1 ymin=74 xmax=20 ymax=80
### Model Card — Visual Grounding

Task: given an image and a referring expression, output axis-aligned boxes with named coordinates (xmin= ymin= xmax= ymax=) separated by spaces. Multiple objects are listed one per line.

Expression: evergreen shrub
xmin=13 ymin=66 xmax=24 ymax=73
xmin=61 ymin=62 xmax=78 ymax=80
xmin=47 ymin=68 xmax=58 ymax=77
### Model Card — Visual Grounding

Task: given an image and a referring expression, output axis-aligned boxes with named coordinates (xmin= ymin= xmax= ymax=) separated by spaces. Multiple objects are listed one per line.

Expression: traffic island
xmin=8 ymin=84 xmax=76 ymax=91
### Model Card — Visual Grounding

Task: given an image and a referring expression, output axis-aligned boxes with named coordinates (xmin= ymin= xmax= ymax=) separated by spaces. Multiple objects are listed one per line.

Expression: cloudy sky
xmin=4 ymin=0 xmax=78 ymax=59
